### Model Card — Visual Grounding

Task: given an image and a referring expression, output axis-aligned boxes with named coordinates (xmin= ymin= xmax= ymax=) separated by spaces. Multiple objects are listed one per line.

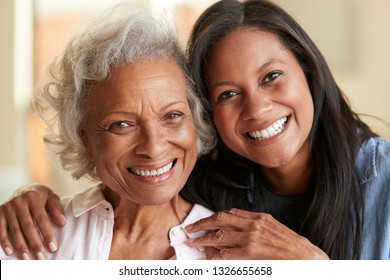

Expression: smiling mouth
xmin=246 ymin=116 xmax=289 ymax=141
xmin=127 ymin=160 xmax=177 ymax=178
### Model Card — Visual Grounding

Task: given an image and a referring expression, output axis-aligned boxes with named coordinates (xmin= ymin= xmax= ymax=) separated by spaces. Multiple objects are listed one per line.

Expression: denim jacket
xmin=356 ymin=137 xmax=390 ymax=259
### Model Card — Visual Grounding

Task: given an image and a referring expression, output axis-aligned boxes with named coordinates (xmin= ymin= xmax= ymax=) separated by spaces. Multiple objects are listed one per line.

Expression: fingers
xmin=0 ymin=205 xmax=14 ymax=256
xmin=13 ymin=192 xmax=53 ymax=259
xmin=44 ymin=185 xmax=65 ymax=226
xmin=2 ymin=202 xmax=33 ymax=260
xmin=186 ymin=209 xmax=274 ymax=233
xmin=46 ymin=194 xmax=66 ymax=227
xmin=21 ymin=185 xmax=64 ymax=254
xmin=209 ymin=247 xmax=261 ymax=260
xmin=36 ymin=190 xmax=66 ymax=254
xmin=203 ymin=246 xmax=221 ymax=259
xmin=226 ymin=208 xmax=264 ymax=219
xmin=28 ymin=204 xmax=58 ymax=256
xmin=187 ymin=209 xmax=331 ymax=260
xmin=188 ymin=229 xmax=245 ymax=248
xmin=0 ymin=185 xmax=64 ymax=260
xmin=186 ymin=210 xmax=248 ymax=233
xmin=188 ymin=229 xmax=268 ymax=260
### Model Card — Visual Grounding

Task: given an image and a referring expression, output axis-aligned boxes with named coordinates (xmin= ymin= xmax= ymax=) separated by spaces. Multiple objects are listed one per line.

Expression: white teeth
xmin=261 ymin=130 xmax=269 ymax=138
xmin=130 ymin=162 xmax=173 ymax=177
xmin=248 ymin=116 xmax=288 ymax=141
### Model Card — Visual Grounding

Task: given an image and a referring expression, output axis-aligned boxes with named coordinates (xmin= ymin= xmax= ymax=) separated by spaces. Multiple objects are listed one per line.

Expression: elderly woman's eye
xmin=162 ymin=111 xmax=186 ymax=127
xmin=112 ymin=121 xmax=129 ymax=128
xmin=164 ymin=111 xmax=186 ymax=124
xmin=167 ymin=112 xmax=183 ymax=119
xmin=108 ymin=121 xmax=132 ymax=133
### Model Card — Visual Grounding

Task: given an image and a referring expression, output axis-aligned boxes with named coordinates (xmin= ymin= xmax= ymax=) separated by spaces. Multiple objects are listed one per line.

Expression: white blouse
xmin=0 ymin=184 xmax=214 ymax=260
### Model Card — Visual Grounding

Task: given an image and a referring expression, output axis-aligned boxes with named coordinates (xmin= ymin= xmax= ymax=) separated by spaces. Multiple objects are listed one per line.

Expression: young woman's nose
xmin=240 ymin=91 xmax=273 ymax=121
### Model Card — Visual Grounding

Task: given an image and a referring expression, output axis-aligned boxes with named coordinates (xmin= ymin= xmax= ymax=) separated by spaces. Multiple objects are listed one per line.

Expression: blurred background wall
xmin=1 ymin=0 xmax=389 ymax=203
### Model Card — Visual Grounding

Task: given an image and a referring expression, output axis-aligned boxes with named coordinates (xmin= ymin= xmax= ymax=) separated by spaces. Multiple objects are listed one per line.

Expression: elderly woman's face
xmin=82 ymin=58 xmax=197 ymax=205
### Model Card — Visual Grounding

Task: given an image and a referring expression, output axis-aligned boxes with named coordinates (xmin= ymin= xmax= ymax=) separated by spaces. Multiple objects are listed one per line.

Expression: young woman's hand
xmin=186 ymin=208 xmax=329 ymax=260
xmin=0 ymin=184 xmax=65 ymax=260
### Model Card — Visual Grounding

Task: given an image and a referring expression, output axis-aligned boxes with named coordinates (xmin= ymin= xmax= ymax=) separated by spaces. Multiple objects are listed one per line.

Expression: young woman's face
xmin=205 ymin=28 xmax=314 ymax=168
xmin=82 ymin=58 xmax=197 ymax=205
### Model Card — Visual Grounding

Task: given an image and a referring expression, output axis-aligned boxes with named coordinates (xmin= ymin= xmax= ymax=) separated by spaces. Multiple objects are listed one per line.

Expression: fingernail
xmin=22 ymin=252 xmax=30 ymax=260
xmin=37 ymin=251 xmax=46 ymax=260
xmin=197 ymin=246 xmax=205 ymax=252
xmin=49 ymin=241 xmax=57 ymax=252
xmin=5 ymin=247 xmax=13 ymax=255
xmin=60 ymin=214 xmax=67 ymax=225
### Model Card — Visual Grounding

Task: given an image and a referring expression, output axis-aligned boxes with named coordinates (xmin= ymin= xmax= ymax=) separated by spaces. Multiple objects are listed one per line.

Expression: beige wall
xmin=276 ymin=0 xmax=390 ymax=139
xmin=0 ymin=0 xmax=389 ymax=202
xmin=0 ymin=0 xmax=30 ymax=202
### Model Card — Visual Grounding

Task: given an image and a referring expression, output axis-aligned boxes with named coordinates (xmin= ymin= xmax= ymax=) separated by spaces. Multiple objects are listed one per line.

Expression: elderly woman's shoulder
xmin=60 ymin=184 xmax=108 ymax=215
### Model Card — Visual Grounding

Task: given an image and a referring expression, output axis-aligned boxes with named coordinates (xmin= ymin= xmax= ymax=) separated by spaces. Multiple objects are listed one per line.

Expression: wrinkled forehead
xmin=85 ymin=57 xmax=188 ymax=100
xmin=83 ymin=58 xmax=191 ymax=116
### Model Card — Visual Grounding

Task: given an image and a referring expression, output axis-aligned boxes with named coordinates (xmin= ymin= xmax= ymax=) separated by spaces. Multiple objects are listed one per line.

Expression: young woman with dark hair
xmin=180 ymin=0 xmax=387 ymax=260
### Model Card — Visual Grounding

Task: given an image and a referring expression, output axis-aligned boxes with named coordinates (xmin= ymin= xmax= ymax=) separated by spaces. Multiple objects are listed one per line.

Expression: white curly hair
xmin=34 ymin=2 xmax=217 ymax=180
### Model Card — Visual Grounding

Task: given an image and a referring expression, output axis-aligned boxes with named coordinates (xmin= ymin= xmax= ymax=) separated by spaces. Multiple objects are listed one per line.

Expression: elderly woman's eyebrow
xmin=103 ymin=101 xmax=189 ymax=115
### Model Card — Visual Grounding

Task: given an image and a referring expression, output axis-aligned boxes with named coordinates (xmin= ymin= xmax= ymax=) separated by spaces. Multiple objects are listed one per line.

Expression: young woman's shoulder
xmin=359 ymin=137 xmax=390 ymax=259
xmin=372 ymin=136 xmax=390 ymax=157
xmin=357 ymin=137 xmax=390 ymax=182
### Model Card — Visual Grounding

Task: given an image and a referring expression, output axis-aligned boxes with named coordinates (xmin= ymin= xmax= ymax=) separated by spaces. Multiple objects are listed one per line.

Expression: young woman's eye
xmin=217 ymin=90 xmax=237 ymax=102
xmin=263 ymin=71 xmax=282 ymax=83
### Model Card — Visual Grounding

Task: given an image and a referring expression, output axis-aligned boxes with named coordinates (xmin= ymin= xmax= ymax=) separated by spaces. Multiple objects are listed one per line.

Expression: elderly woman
xmin=0 ymin=3 xmax=216 ymax=260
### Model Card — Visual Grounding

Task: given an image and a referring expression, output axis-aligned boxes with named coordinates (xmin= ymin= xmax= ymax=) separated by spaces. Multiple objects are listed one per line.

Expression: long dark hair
xmin=181 ymin=0 xmax=377 ymax=259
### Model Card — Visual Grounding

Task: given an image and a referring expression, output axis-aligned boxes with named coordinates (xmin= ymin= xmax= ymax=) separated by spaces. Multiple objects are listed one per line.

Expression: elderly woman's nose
xmin=134 ymin=125 xmax=168 ymax=158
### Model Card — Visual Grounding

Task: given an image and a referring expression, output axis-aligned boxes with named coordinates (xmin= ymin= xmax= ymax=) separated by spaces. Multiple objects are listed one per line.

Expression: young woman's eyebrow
xmin=208 ymin=59 xmax=286 ymax=91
